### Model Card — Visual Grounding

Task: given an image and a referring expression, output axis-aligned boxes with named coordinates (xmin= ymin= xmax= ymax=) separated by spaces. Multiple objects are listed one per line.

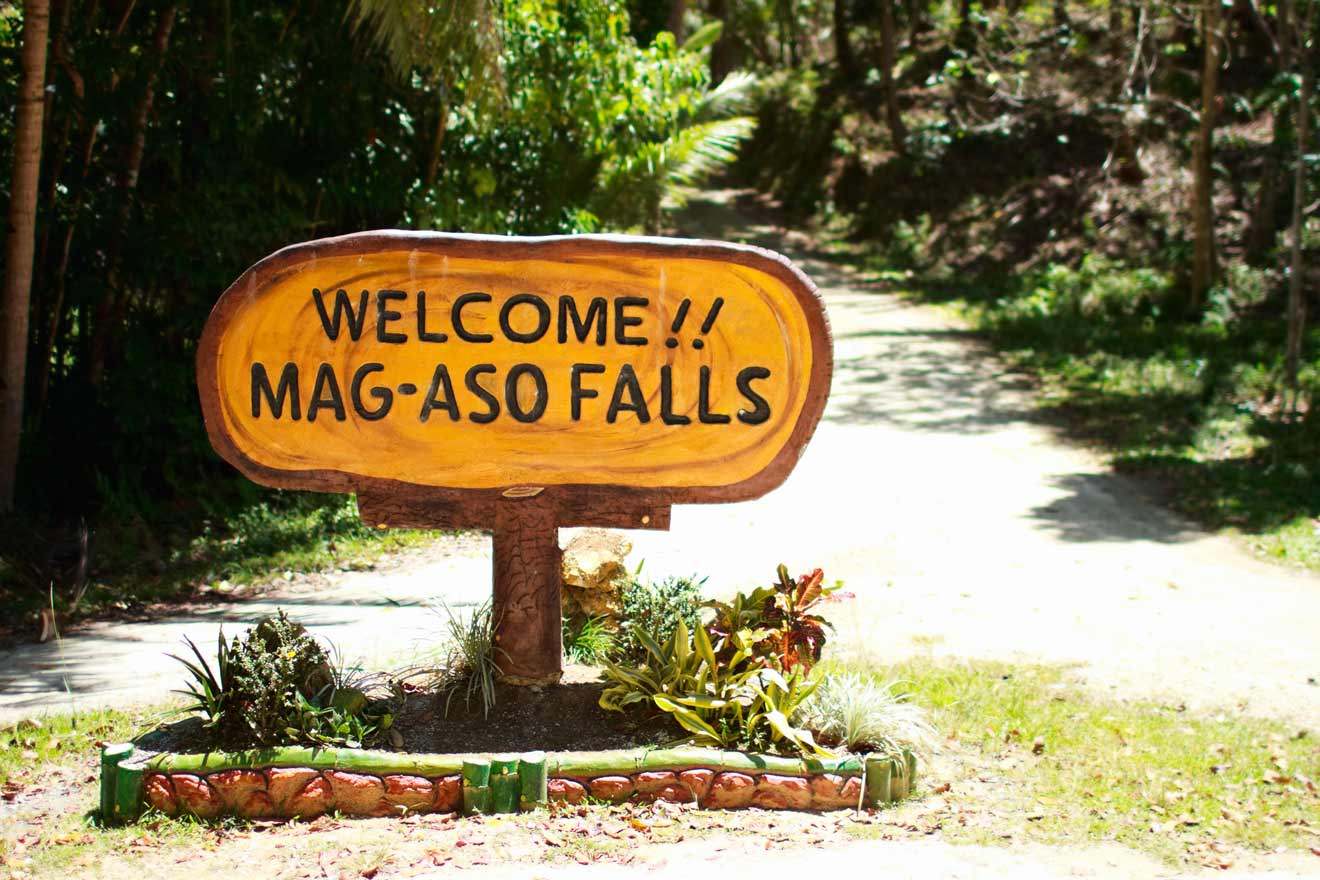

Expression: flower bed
xmin=100 ymin=744 xmax=917 ymax=824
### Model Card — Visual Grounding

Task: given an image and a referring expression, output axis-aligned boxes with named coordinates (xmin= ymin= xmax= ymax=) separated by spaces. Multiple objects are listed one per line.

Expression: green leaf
xmin=680 ymin=20 xmax=723 ymax=53
xmin=693 ymin=619 xmax=719 ymax=671
xmin=671 ymin=695 xmax=729 ymax=709
xmin=653 ymin=694 xmax=720 ymax=740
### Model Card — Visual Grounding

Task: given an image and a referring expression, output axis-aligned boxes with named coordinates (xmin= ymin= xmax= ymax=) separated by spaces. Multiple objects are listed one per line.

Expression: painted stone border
xmin=100 ymin=744 xmax=918 ymax=825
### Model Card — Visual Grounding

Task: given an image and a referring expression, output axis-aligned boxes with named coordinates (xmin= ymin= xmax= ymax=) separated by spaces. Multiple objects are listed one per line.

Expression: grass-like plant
xmin=435 ymin=600 xmax=501 ymax=718
xmin=170 ymin=631 xmax=232 ymax=732
xmin=562 ymin=615 xmax=616 ymax=664
xmin=795 ymin=670 xmax=934 ymax=756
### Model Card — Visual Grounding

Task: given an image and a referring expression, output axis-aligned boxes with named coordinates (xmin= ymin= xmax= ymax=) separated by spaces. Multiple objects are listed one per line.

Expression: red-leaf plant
xmin=706 ymin=565 xmax=852 ymax=674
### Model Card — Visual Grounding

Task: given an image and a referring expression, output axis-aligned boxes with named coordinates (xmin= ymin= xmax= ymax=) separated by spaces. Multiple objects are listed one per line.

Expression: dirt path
xmin=3 ymin=189 xmax=1319 ymax=729
xmin=629 ymin=189 xmax=1320 ymax=729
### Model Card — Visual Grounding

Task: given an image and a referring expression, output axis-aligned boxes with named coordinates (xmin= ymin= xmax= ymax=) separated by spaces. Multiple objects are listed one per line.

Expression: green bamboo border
xmin=141 ymin=745 xmax=866 ymax=777
xmin=101 ymin=743 xmax=915 ymax=825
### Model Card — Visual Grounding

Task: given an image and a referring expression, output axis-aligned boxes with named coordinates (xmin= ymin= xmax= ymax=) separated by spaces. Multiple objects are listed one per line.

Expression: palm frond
xmin=664 ymin=115 xmax=756 ymax=189
xmin=697 ymin=71 xmax=757 ymax=121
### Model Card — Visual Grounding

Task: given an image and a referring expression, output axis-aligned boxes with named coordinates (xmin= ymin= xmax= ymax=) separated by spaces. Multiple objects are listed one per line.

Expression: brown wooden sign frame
xmin=197 ymin=231 xmax=833 ymax=683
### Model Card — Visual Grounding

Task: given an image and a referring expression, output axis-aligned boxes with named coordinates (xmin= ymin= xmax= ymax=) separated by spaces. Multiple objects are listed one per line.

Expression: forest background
xmin=1 ymin=0 xmax=1317 ymax=634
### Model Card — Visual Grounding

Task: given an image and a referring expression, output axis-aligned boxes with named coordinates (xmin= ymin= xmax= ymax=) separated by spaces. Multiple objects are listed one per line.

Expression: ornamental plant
xmin=705 ymin=564 xmax=851 ymax=673
xmin=598 ymin=618 xmax=828 ymax=756
xmin=171 ymin=610 xmax=399 ymax=749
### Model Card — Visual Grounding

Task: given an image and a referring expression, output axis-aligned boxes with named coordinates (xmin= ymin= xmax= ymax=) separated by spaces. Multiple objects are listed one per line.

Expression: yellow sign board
xmin=199 ymin=232 xmax=831 ymax=507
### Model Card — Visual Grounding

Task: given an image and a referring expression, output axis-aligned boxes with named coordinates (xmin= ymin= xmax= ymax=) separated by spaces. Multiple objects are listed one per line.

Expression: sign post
xmin=198 ymin=232 xmax=832 ymax=684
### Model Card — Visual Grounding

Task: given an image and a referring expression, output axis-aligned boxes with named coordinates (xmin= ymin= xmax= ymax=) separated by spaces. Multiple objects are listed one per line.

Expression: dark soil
xmin=397 ymin=668 xmax=676 ymax=753
xmin=135 ymin=665 xmax=678 ymax=756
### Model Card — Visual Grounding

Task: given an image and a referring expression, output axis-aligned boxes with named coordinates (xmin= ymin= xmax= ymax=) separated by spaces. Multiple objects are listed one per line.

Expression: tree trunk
xmin=423 ymin=79 xmax=451 ymax=191
xmin=1246 ymin=113 xmax=1287 ymax=263
xmin=1246 ymin=1 xmax=1296 ymax=264
xmin=1190 ymin=0 xmax=1223 ymax=312
xmin=666 ymin=0 xmax=687 ymax=43
xmin=833 ymin=0 xmax=856 ymax=78
xmin=880 ymin=0 xmax=907 ymax=154
xmin=708 ymin=0 xmax=739 ymax=84
xmin=0 ymin=0 xmax=51 ymax=511
xmin=907 ymin=0 xmax=928 ymax=47
xmin=86 ymin=4 xmax=177 ymax=387
xmin=1109 ymin=0 xmax=1123 ymax=32
xmin=1054 ymin=0 xmax=1069 ymax=28
xmin=1284 ymin=5 xmax=1314 ymax=406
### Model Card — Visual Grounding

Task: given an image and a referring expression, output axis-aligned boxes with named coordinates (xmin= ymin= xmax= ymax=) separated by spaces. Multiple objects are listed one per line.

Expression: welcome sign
xmin=198 ymin=231 xmax=832 ymax=682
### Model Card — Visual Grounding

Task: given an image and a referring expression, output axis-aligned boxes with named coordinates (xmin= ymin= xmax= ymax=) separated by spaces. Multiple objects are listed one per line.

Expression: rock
xmin=632 ymin=771 xmax=678 ymax=793
xmin=547 ymin=778 xmax=587 ymax=804
xmin=562 ymin=530 xmax=632 ymax=628
xmin=383 ymin=775 xmax=434 ymax=812
xmin=838 ymin=775 xmax=863 ymax=806
xmin=562 ymin=529 xmax=632 ymax=591
xmin=208 ymin=769 xmax=267 ymax=814
xmin=587 ymin=775 xmax=634 ymax=802
xmin=325 ymin=770 xmax=389 ymax=816
xmin=810 ymin=773 xmax=857 ymax=810
xmin=752 ymin=774 xmax=812 ymax=810
xmin=570 ymin=588 xmax=624 ymax=623
xmin=679 ymin=768 xmax=714 ymax=802
xmin=632 ymin=771 xmax=692 ymax=803
xmin=171 ymin=774 xmax=221 ymax=819
xmin=287 ymin=775 xmax=334 ymax=818
xmin=237 ymin=791 xmax=275 ymax=817
xmin=143 ymin=774 xmax=177 ymax=816
xmin=267 ymin=768 xmax=320 ymax=814
xmin=703 ymin=772 xmax=755 ymax=808
xmin=432 ymin=775 xmax=462 ymax=812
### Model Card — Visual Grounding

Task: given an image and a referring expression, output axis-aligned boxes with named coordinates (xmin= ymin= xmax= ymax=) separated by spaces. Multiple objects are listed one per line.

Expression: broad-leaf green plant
xmin=599 ymin=619 xmax=830 ymax=756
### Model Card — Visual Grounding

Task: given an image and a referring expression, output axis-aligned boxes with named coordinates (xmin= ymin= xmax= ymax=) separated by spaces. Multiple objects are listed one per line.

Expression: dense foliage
xmin=0 ymin=0 xmax=751 ymax=621
xmin=4 ymin=0 xmax=1319 ymax=627
xmin=173 ymin=611 xmax=400 ymax=748
xmin=729 ymin=0 xmax=1320 ymax=564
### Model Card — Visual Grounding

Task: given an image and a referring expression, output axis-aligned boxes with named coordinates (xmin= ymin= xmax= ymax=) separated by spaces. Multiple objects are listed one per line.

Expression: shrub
xmin=172 ymin=610 xmax=398 ymax=749
xmin=617 ymin=573 xmax=705 ymax=664
xmin=795 ymin=671 xmax=935 ymax=755
xmin=999 ymin=255 xmax=1173 ymax=323
xmin=562 ymin=615 xmax=616 ymax=665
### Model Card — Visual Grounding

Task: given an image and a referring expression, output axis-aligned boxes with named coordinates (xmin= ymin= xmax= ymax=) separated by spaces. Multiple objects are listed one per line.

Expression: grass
xmin=3 ymin=658 xmax=1317 ymax=874
xmin=0 ymin=493 xmax=442 ymax=636
xmin=858 ymin=658 xmax=1320 ymax=865
xmin=869 ymin=254 xmax=1320 ymax=572
xmin=0 ymin=705 xmax=165 ymax=789
xmin=562 ymin=615 xmax=617 ymax=665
